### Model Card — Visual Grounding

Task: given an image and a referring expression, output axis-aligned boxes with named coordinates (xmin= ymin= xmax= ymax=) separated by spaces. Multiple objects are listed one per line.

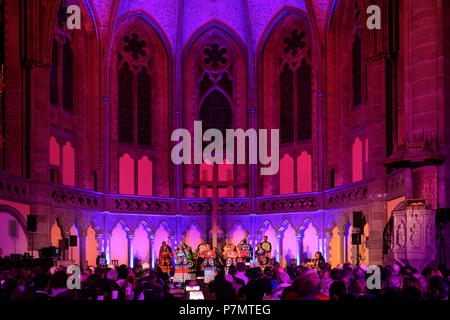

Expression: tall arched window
xmin=297 ymin=59 xmax=312 ymax=140
xmin=352 ymin=34 xmax=362 ymax=107
xmin=62 ymin=41 xmax=73 ymax=111
xmin=279 ymin=27 xmax=312 ymax=143
xmin=117 ymin=32 xmax=152 ymax=146
xmin=280 ymin=64 xmax=294 ymax=144
xmin=137 ymin=67 xmax=151 ymax=146
xmin=49 ymin=2 xmax=74 ymax=112
xmin=118 ymin=62 xmax=133 ymax=143
xmin=197 ymin=40 xmax=234 ymax=197
xmin=50 ymin=39 xmax=59 ymax=105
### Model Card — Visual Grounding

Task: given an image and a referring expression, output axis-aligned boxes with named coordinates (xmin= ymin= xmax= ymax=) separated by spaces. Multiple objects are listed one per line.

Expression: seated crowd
xmin=0 ymin=259 xmax=448 ymax=301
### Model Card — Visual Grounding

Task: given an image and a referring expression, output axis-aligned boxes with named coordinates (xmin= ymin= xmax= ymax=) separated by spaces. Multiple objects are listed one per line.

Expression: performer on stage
xmin=181 ymin=238 xmax=196 ymax=280
xmin=237 ymin=243 xmax=248 ymax=265
xmin=260 ymin=236 xmax=272 ymax=265
xmin=173 ymin=243 xmax=189 ymax=286
xmin=225 ymin=244 xmax=238 ymax=274
xmin=240 ymin=238 xmax=253 ymax=263
xmin=222 ymin=238 xmax=232 ymax=257
xmin=158 ymin=241 xmax=173 ymax=273
xmin=203 ymin=244 xmax=218 ymax=284
xmin=255 ymin=243 xmax=268 ymax=268
xmin=196 ymin=239 xmax=208 ymax=275
xmin=312 ymin=251 xmax=325 ymax=269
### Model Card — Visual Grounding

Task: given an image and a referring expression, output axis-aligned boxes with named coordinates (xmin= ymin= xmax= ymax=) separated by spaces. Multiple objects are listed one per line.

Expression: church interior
xmin=0 ymin=0 xmax=449 ymax=281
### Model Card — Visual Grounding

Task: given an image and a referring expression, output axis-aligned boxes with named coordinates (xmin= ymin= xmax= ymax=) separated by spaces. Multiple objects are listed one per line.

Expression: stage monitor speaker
xmin=351 ymin=232 xmax=361 ymax=245
xmin=27 ymin=215 xmax=37 ymax=232
xmin=69 ymin=235 xmax=77 ymax=247
xmin=353 ymin=211 xmax=364 ymax=229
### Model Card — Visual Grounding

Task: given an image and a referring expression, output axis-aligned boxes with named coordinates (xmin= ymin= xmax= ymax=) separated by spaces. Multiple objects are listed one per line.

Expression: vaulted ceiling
xmin=86 ymin=0 xmax=335 ymax=53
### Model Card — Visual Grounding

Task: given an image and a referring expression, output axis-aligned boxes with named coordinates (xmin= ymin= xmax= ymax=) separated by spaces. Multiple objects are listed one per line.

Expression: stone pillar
xmin=79 ymin=233 xmax=87 ymax=269
xmin=149 ymin=234 xmax=155 ymax=269
xmin=296 ymin=234 xmax=304 ymax=265
xmin=339 ymin=232 xmax=346 ymax=264
xmin=105 ymin=234 xmax=112 ymax=265
xmin=324 ymin=232 xmax=332 ymax=263
xmin=127 ymin=234 xmax=134 ymax=268
xmin=276 ymin=234 xmax=282 ymax=264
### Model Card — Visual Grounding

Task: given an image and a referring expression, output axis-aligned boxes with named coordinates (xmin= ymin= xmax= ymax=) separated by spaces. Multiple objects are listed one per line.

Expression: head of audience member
xmin=106 ymin=269 xmax=118 ymax=282
xmin=329 ymin=280 xmax=347 ymax=301
xmin=236 ymin=262 xmax=246 ymax=273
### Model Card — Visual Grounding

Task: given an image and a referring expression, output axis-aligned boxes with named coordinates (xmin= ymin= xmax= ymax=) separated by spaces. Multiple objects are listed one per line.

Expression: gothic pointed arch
xmin=259 ymin=11 xmax=318 ymax=196
xmin=110 ymin=16 xmax=171 ymax=197
xmin=182 ymin=25 xmax=248 ymax=198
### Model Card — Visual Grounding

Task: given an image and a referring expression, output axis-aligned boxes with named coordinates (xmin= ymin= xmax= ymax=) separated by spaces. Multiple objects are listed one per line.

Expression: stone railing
xmin=324 ymin=181 xmax=369 ymax=209
xmin=106 ymin=195 xmax=176 ymax=214
xmin=0 ymin=170 xmax=30 ymax=203
xmin=50 ymin=184 xmax=105 ymax=211
xmin=180 ymin=198 xmax=251 ymax=215
xmin=255 ymin=193 xmax=320 ymax=214
xmin=0 ymin=171 xmax=374 ymax=215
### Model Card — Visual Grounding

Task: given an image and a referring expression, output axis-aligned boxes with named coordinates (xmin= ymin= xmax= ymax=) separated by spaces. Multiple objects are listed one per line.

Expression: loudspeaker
xmin=353 ymin=211 xmax=364 ymax=229
xmin=352 ymin=232 xmax=361 ymax=245
xmin=69 ymin=235 xmax=77 ymax=247
xmin=27 ymin=215 xmax=37 ymax=232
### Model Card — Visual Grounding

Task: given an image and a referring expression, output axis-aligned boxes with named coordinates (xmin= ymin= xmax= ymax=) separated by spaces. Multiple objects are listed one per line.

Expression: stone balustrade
xmin=0 ymin=170 xmax=372 ymax=214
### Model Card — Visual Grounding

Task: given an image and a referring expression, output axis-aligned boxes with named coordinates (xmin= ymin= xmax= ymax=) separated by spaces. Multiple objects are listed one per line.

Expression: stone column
xmin=296 ymin=234 xmax=304 ymax=265
xmin=79 ymin=233 xmax=87 ymax=269
xmin=149 ymin=234 xmax=155 ymax=269
xmin=339 ymin=232 xmax=346 ymax=264
xmin=127 ymin=234 xmax=134 ymax=268
xmin=324 ymin=232 xmax=332 ymax=263
xmin=276 ymin=234 xmax=282 ymax=263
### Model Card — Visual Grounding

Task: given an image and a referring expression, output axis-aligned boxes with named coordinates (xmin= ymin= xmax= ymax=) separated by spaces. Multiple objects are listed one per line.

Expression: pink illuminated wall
xmin=0 ymin=212 xmax=28 ymax=256
xmin=352 ymin=137 xmax=363 ymax=182
xmin=51 ymin=221 xmax=63 ymax=247
xmin=119 ymin=153 xmax=135 ymax=195
xmin=229 ymin=223 xmax=247 ymax=246
xmin=184 ymin=223 xmax=202 ymax=249
xmin=346 ymin=225 xmax=354 ymax=263
xmin=280 ymin=154 xmax=294 ymax=194
xmin=134 ymin=223 xmax=150 ymax=263
xmin=218 ymin=159 xmax=233 ymax=197
xmin=199 ymin=161 xmax=213 ymax=197
xmin=282 ymin=223 xmax=297 ymax=267
xmin=69 ymin=225 xmax=80 ymax=265
xmin=138 ymin=156 xmax=153 ymax=196
xmin=87 ymin=226 xmax=97 ymax=267
xmin=302 ymin=223 xmax=319 ymax=260
xmin=297 ymin=151 xmax=312 ymax=193
xmin=329 ymin=226 xmax=340 ymax=267
xmin=110 ymin=223 xmax=128 ymax=265
xmin=62 ymin=142 xmax=75 ymax=186
xmin=49 ymin=137 xmax=60 ymax=166
xmin=154 ymin=223 xmax=170 ymax=254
